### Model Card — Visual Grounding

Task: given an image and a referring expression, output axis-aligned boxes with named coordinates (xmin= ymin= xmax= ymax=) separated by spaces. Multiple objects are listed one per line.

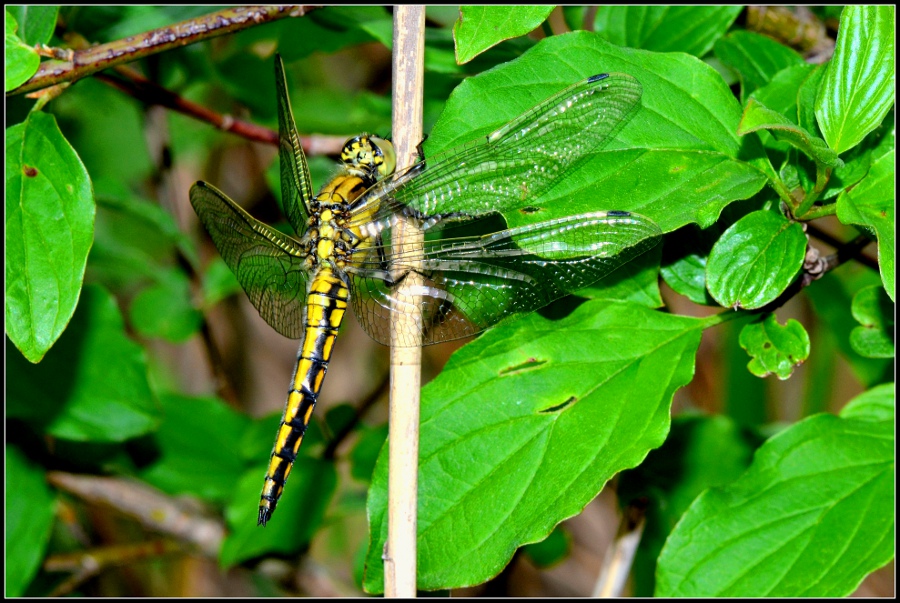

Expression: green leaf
xmin=6 ymin=111 xmax=95 ymax=362
xmin=454 ymin=6 xmax=553 ymax=64
xmin=849 ymin=285 xmax=895 ymax=358
xmin=589 ymin=6 xmax=742 ymax=56
xmin=129 ymin=268 xmax=202 ymax=343
xmin=139 ymin=393 xmax=250 ymax=502
xmin=739 ymin=313 xmax=811 ymax=379
xmin=426 ymin=32 xmax=767 ymax=234
xmin=521 ymin=525 xmax=570 ymax=568
xmin=221 ymin=458 xmax=337 ymax=566
xmin=836 ymin=148 xmax=895 ymax=300
xmin=4 ymin=10 xmax=40 ymax=92
xmin=200 ymin=257 xmax=241 ymax=308
xmin=5 ymin=5 xmax=57 ymax=46
xmin=6 ymin=285 xmax=159 ymax=442
xmin=656 ymin=394 xmax=894 ymax=597
xmin=816 ymin=6 xmax=895 ymax=154
xmin=364 ymin=301 xmax=704 ymax=592
xmin=714 ymin=30 xmax=805 ymax=101
xmin=797 ymin=63 xmax=828 ymax=135
xmin=5 ymin=445 xmax=55 ymax=597
xmin=707 ymin=210 xmax=807 ymax=309
xmin=739 ymin=98 xmax=843 ymax=169
xmin=619 ymin=415 xmax=758 ymax=597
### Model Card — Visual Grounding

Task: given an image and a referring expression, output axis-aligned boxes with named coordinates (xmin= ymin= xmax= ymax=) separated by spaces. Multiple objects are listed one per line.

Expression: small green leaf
xmin=364 ymin=301 xmax=704 ymax=592
xmin=454 ymin=6 xmax=553 ymax=64
xmin=714 ymin=30 xmax=804 ymax=101
xmin=5 ymin=445 xmax=56 ymax=597
xmin=6 ymin=285 xmax=159 ymax=442
xmin=6 ymin=111 xmax=95 ymax=363
xmin=836 ymin=149 xmax=895 ymax=301
xmin=739 ymin=313 xmax=811 ymax=379
xmin=750 ymin=63 xmax=817 ymax=127
xmin=521 ymin=525 xmax=570 ymax=568
xmin=849 ymin=285 xmax=895 ymax=358
xmin=656 ymin=396 xmax=894 ymax=597
xmin=221 ymin=458 xmax=337 ymax=566
xmin=129 ymin=268 xmax=202 ymax=343
xmin=139 ymin=393 xmax=250 ymax=502
xmin=660 ymin=225 xmax=719 ymax=305
xmin=707 ymin=210 xmax=807 ymax=309
xmin=816 ymin=6 xmax=895 ymax=154
xmin=4 ymin=10 xmax=40 ymax=92
xmin=589 ymin=6 xmax=742 ymax=57
xmin=739 ymin=98 xmax=843 ymax=169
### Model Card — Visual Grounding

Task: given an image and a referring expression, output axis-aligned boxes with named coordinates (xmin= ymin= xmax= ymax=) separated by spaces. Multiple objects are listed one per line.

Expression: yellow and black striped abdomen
xmin=258 ymin=266 xmax=349 ymax=526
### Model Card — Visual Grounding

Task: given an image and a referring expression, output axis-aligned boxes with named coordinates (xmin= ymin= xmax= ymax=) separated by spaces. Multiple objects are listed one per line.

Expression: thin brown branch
xmin=806 ymin=222 xmax=879 ymax=271
xmin=9 ymin=6 xmax=318 ymax=96
xmin=759 ymin=234 xmax=876 ymax=314
xmin=47 ymin=472 xmax=225 ymax=558
xmin=91 ymin=66 xmax=346 ymax=153
xmin=45 ymin=540 xmax=183 ymax=596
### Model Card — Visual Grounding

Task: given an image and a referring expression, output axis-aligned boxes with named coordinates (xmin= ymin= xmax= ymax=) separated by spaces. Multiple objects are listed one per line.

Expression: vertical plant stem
xmin=385 ymin=5 xmax=425 ymax=598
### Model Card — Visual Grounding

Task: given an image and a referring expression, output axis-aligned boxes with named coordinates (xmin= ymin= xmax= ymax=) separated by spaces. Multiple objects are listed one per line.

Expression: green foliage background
xmin=5 ymin=5 xmax=894 ymax=597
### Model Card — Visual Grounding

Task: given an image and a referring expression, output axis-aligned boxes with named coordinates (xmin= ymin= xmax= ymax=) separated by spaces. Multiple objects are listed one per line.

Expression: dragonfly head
xmin=340 ymin=135 xmax=396 ymax=181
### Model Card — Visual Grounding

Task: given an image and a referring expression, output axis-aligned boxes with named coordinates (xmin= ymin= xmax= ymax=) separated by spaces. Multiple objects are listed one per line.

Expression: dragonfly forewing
xmin=276 ymin=56 xmax=314 ymax=235
xmin=347 ymin=72 xmax=643 ymax=231
xmin=346 ymin=210 xmax=661 ymax=347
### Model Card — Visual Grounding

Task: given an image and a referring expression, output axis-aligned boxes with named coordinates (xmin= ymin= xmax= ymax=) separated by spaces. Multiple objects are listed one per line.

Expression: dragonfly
xmin=189 ymin=55 xmax=661 ymax=526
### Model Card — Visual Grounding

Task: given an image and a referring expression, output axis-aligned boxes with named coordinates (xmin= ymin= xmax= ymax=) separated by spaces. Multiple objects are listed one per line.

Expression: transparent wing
xmin=348 ymin=72 xmax=643 ymax=231
xmin=275 ymin=54 xmax=313 ymax=235
xmin=190 ymin=181 xmax=310 ymax=339
xmin=346 ymin=211 xmax=661 ymax=347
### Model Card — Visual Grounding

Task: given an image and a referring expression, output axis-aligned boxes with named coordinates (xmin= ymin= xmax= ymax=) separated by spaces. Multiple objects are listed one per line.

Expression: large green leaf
xmin=426 ymin=32 xmax=767 ymax=234
xmin=714 ymin=30 xmax=804 ymax=101
xmin=6 ymin=111 xmax=94 ymax=362
xmin=5 ymin=445 xmax=56 ymax=597
xmin=587 ymin=6 xmax=742 ymax=57
xmin=5 ymin=5 xmax=57 ymax=46
xmin=138 ymin=393 xmax=251 ymax=502
xmin=656 ymin=385 xmax=895 ymax=597
xmin=816 ymin=6 xmax=895 ymax=154
xmin=364 ymin=301 xmax=704 ymax=591
xmin=454 ymin=6 xmax=554 ymax=64
xmin=7 ymin=285 xmax=159 ymax=442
